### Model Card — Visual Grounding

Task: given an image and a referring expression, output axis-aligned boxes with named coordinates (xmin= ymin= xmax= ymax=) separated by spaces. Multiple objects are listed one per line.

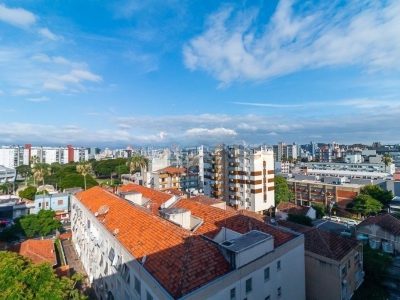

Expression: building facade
xmin=205 ymin=145 xmax=275 ymax=213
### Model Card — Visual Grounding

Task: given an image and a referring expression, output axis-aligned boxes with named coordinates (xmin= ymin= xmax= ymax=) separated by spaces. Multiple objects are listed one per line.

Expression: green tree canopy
xmin=59 ymin=173 xmax=98 ymax=190
xmin=0 ymin=251 xmax=87 ymax=300
xmin=311 ymin=203 xmax=326 ymax=219
xmin=18 ymin=210 xmax=62 ymax=238
xmin=92 ymin=158 xmax=128 ymax=178
xmin=274 ymin=175 xmax=293 ymax=205
xmin=19 ymin=186 xmax=37 ymax=200
xmin=16 ymin=164 xmax=31 ymax=177
xmin=287 ymin=214 xmax=313 ymax=226
xmin=347 ymin=194 xmax=383 ymax=216
xmin=360 ymin=185 xmax=393 ymax=206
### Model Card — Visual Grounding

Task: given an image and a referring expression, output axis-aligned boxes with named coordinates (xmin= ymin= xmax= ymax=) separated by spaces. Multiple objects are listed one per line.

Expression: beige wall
xmin=305 ymin=244 xmax=363 ymax=300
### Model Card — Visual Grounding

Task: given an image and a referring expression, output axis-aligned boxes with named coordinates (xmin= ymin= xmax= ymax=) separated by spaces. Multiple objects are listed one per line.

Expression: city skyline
xmin=1 ymin=0 xmax=400 ymax=146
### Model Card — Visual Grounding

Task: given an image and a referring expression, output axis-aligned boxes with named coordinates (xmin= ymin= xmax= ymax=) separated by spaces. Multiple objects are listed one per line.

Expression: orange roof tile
xmin=156 ymin=166 xmax=187 ymax=175
xmin=189 ymin=195 xmax=224 ymax=205
xmin=358 ymin=213 xmax=400 ymax=235
xmin=174 ymin=199 xmax=295 ymax=247
xmin=75 ymin=187 xmax=229 ymax=298
xmin=13 ymin=239 xmax=56 ymax=265
xmin=118 ymin=183 xmax=173 ymax=214
xmin=277 ymin=202 xmax=311 ymax=216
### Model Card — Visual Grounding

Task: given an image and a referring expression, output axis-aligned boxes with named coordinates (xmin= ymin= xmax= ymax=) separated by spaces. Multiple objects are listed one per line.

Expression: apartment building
xmin=71 ymin=186 xmax=305 ymax=300
xmin=273 ymin=142 xmax=298 ymax=162
xmin=152 ymin=166 xmax=199 ymax=193
xmin=278 ymin=221 xmax=364 ymax=300
xmin=205 ymin=145 xmax=275 ymax=214
xmin=287 ymin=177 xmax=361 ymax=208
xmin=0 ymin=145 xmax=88 ymax=168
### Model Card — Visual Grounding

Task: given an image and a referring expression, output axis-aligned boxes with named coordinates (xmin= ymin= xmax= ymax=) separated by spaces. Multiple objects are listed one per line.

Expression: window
xmin=245 ymin=278 xmax=252 ymax=293
xmin=108 ymin=247 xmax=115 ymax=262
xmin=87 ymin=220 xmax=91 ymax=229
xmin=146 ymin=291 xmax=153 ymax=300
xmin=38 ymin=203 xmax=41 ymax=208
xmin=348 ymin=259 xmax=351 ymax=269
xmin=264 ymin=267 xmax=270 ymax=282
xmin=277 ymin=260 xmax=281 ymax=271
xmin=58 ymin=199 xmax=63 ymax=205
xmin=341 ymin=265 xmax=347 ymax=277
xmin=134 ymin=276 xmax=141 ymax=296
xmin=277 ymin=287 xmax=282 ymax=297
xmin=230 ymin=288 xmax=236 ymax=300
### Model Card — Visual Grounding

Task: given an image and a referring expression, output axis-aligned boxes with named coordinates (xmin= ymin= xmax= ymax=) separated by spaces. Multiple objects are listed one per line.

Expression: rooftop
xmin=11 ymin=239 xmax=57 ymax=266
xmin=221 ymin=230 xmax=273 ymax=253
xmin=277 ymin=202 xmax=311 ymax=216
xmin=155 ymin=166 xmax=187 ymax=175
xmin=118 ymin=183 xmax=173 ymax=214
xmin=278 ymin=220 xmax=360 ymax=261
xmin=75 ymin=186 xmax=297 ymax=298
xmin=358 ymin=213 xmax=400 ymax=236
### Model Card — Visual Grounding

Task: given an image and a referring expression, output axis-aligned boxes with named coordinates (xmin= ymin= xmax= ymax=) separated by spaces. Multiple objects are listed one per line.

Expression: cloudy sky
xmin=0 ymin=0 xmax=399 ymax=147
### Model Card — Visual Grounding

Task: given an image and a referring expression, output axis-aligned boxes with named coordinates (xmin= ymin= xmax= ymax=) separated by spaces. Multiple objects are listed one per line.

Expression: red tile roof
xmin=13 ymin=239 xmax=56 ymax=265
xmin=277 ymin=202 xmax=311 ymax=216
xmin=156 ymin=166 xmax=186 ymax=175
xmin=118 ymin=183 xmax=173 ymax=214
xmin=163 ymin=188 xmax=186 ymax=197
xmin=189 ymin=195 xmax=225 ymax=205
xmin=75 ymin=187 xmax=229 ymax=298
xmin=174 ymin=199 xmax=295 ymax=247
xmin=358 ymin=213 xmax=400 ymax=236
xmin=278 ymin=220 xmax=360 ymax=261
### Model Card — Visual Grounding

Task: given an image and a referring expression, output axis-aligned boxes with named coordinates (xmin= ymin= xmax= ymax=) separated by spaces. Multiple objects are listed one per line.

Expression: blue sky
xmin=0 ymin=0 xmax=399 ymax=147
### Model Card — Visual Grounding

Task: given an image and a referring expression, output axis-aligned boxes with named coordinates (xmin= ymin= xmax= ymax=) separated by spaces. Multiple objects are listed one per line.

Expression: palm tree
xmin=32 ymin=163 xmax=48 ymax=187
xmin=382 ymin=154 xmax=393 ymax=173
xmin=76 ymin=163 xmax=92 ymax=190
xmin=127 ymin=154 xmax=149 ymax=185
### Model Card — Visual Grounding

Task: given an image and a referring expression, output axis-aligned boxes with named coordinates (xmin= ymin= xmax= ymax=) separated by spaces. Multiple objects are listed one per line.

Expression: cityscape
xmin=1 ymin=1 xmax=400 ymax=300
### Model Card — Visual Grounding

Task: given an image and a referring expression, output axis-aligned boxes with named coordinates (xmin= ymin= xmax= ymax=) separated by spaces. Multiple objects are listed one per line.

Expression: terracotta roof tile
xmin=118 ymin=183 xmax=173 ymax=214
xmin=12 ymin=239 xmax=56 ymax=265
xmin=156 ymin=166 xmax=187 ymax=175
xmin=277 ymin=202 xmax=310 ymax=216
xmin=278 ymin=220 xmax=359 ymax=261
xmin=174 ymin=199 xmax=295 ymax=247
xmin=75 ymin=187 xmax=229 ymax=298
xmin=189 ymin=195 xmax=224 ymax=205
xmin=358 ymin=213 xmax=400 ymax=235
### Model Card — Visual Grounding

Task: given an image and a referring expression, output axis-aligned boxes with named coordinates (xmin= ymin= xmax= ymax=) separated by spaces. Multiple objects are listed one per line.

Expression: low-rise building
xmin=11 ymin=239 xmax=57 ymax=266
xmin=71 ymin=186 xmax=306 ymax=300
xmin=276 ymin=202 xmax=316 ymax=220
xmin=278 ymin=221 xmax=364 ymax=300
xmin=32 ymin=193 xmax=70 ymax=216
xmin=0 ymin=165 xmax=16 ymax=183
xmin=357 ymin=214 xmax=400 ymax=254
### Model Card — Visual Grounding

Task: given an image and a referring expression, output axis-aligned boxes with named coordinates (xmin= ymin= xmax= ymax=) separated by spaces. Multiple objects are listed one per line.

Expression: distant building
xmin=276 ymin=202 xmax=316 ymax=220
xmin=71 ymin=186 xmax=306 ymax=300
xmin=0 ymin=165 xmax=16 ymax=183
xmin=273 ymin=142 xmax=298 ymax=162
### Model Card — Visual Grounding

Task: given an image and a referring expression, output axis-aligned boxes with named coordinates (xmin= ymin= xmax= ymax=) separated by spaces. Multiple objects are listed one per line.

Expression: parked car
xmin=330 ymin=216 xmax=341 ymax=222
xmin=346 ymin=219 xmax=358 ymax=226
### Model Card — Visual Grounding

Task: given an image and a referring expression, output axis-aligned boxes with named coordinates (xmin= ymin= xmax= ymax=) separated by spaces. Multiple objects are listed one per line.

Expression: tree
xmin=16 ymin=164 xmax=32 ymax=186
xmin=59 ymin=173 xmax=98 ymax=190
xmin=19 ymin=186 xmax=37 ymax=200
xmin=274 ymin=175 xmax=293 ymax=205
xmin=382 ymin=153 xmax=392 ymax=173
xmin=76 ymin=163 xmax=92 ymax=190
xmin=287 ymin=214 xmax=313 ymax=226
xmin=128 ymin=154 xmax=149 ymax=185
xmin=311 ymin=203 xmax=326 ymax=219
xmin=347 ymin=194 xmax=383 ymax=216
xmin=360 ymin=185 xmax=393 ymax=206
xmin=0 ymin=251 xmax=87 ymax=300
xmin=32 ymin=163 xmax=50 ymax=187
xmin=18 ymin=210 xmax=62 ymax=238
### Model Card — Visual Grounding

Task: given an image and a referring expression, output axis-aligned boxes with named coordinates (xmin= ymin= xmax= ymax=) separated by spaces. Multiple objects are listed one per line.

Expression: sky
xmin=0 ymin=0 xmax=400 ymax=147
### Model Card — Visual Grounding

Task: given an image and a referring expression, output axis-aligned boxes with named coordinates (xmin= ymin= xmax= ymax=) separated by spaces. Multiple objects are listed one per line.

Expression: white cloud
xmin=0 ymin=4 xmax=36 ymax=28
xmin=185 ymin=127 xmax=237 ymax=137
xmin=26 ymin=96 xmax=50 ymax=102
xmin=184 ymin=0 xmax=400 ymax=85
xmin=38 ymin=27 xmax=61 ymax=41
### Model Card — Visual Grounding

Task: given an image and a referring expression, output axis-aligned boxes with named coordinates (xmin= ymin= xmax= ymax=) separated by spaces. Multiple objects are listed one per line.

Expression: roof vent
xmin=97 ymin=205 xmax=109 ymax=216
xmin=113 ymin=228 xmax=119 ymax=236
